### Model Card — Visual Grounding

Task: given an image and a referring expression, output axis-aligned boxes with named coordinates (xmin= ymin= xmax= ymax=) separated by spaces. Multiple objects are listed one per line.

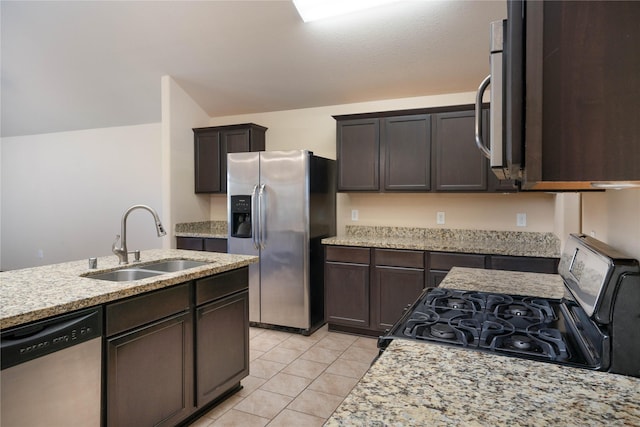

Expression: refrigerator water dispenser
xmin=231 ymin=195 xmax=252 ymax=238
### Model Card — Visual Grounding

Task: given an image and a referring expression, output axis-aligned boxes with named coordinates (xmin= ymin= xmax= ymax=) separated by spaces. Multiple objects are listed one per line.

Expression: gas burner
xmin=510 ymin=335 xmax=533 ymax=350
xmin=446 ymin=299 xmax=467 ymax=309
xmin=430 ymin=324 xmax=456 ymax=339
xmin=506 ymin=305 xmax=530 ymax=317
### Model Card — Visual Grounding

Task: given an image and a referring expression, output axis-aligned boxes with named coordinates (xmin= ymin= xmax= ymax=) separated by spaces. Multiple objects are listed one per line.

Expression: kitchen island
xmin=1 ymin=249 xmax=258 ymax=427
xmin=325 ymin=267 xmax=640 ymax=426
xmin=0 ymin=248 xmax=257 ymax=329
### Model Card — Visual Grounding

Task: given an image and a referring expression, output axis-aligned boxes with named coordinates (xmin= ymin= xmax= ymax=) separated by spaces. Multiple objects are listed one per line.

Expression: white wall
xmin=208 ymin=92 xmax=562 ymax=237
xmin=161 ymin=76 xmax=211 ymax=247
xmin=1 ymin=123 xmax=163 ymax=270
xmin=582 ymin=189 xmax=640 ymax=260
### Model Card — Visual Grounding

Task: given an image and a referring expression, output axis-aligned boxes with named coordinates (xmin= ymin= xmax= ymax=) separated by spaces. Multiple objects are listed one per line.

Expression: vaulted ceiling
xmin=1 ymin=0 xmax=505 ymax=137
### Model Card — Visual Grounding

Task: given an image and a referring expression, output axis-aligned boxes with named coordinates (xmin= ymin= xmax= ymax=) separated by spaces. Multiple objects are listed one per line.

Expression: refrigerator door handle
xmin=251 ymin=184 xmax=259 ymax=249
xmin=258 ymin=184 xmax=266 ymax=249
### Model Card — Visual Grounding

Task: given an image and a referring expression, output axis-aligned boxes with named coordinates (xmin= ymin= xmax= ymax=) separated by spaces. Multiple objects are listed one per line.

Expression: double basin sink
xmin=85 ymin=259 xmax=212 ymax=282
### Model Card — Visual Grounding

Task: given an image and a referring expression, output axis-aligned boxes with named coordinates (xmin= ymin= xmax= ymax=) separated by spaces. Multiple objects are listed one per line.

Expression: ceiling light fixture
xmin=292 ymin=0 xmax=402 ymax=23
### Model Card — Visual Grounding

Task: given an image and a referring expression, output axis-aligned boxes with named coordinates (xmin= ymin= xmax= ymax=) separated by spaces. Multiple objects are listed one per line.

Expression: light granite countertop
xmin=322 ymin=226 xmax=560 ymax=258
xmin=325 ymin=267 xmax=640 ymax=426
xmin=175 ymin=220 xmax=228 ymax=239
xmin=0 ymin=249 xmax=258 ymax=329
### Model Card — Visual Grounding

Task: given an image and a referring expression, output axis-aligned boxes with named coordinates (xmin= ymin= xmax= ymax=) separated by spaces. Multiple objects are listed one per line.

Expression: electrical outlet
xmin=37 ymin=249 xmax=44 ymax=259
xmin=436 ymin=211 xmax=445 ymax=225
xmin=516 ymin=213 xmax=527 ymax=227
xmin=351 ymin=209 xmax=359 ymax=221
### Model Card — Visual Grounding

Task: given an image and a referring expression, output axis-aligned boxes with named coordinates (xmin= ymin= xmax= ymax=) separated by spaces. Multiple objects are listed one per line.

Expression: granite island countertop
xmin=322 ymin=226 xmax=560 ymax=258
xmin=0 ymin=249 xmax=258 ymax=329
xmin=325 ymin=267 xmax=640 ymax=426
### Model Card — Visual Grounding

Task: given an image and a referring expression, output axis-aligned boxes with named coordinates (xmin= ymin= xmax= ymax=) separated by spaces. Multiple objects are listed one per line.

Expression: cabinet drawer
xmin=429 ymin=252 xmax=486 ymax=270
xmin=325 ymin=246 xmax=370 ymax=264
xmin=106 ymin=284 xmax=190 ymax=337
xmin=374 ymin=249 xmax=424 ymax=269
xmin=196 ymin=267 xmax=248 ymax=306
xmin=204 ymin=238 xmax=227 ymax=253
xmin=176 ymin=237 xmax=204 ymax=251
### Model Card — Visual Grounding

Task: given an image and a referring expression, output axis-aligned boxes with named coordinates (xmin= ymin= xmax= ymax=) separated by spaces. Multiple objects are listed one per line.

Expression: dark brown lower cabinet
xmin=325 ymin=246 xmax=425 ymax=335
xmin=428 ymin=252 xmax=487 ymax=287
xmin=106 ymin=285 xmax=193 ymax=427
xmin=325 ymin=245 xmax=559 ymax=336
xmin=325 ymin=246 xmax=371 ymax=329
xmin=105 ymin=268 xmax=249 ymax=426
xmin=372 ymin=249 xmax=425 ymax=331
xmin=176 ymin=237 xmax=228 ymax=253
xmin=489 ymin=255 xmax=558 ymax=274
xmin=195 ymin=276 xmax=249 ymax=407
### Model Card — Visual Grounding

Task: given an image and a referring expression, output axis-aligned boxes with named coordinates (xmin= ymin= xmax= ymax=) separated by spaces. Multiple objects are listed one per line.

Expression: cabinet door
xmin=373 ymin=266 xmax=424 ymax=330
xmin=433 ymin=110 xmax=487 ymax=191
xmin=196 ymin=291 xmax=249 ymax=407
xmin=524 ymin=1 xmax=640 ymax=187
xmin=106 ymin=312 xmax=193 ymax=427
xmin=337 ymin=118 xmax=380 ymax=191
xmin=194 ymin=129 xmax=221 ymax=193
xmin=220 ymin=129 xmax=250 ymax=193
xmin=383 ymin=114 xmax=431 ymax=191
xmin=325 ymin=262 xmax=370 ymax=328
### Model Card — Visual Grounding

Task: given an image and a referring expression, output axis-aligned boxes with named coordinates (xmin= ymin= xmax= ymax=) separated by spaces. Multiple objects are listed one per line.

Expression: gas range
xmin=379 ymin=234 xmax=640 ymax=377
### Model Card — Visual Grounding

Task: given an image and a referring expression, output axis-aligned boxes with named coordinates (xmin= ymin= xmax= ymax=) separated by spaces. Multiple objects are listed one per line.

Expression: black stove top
xmin=380 ymin=287 xmax=598 ymax=368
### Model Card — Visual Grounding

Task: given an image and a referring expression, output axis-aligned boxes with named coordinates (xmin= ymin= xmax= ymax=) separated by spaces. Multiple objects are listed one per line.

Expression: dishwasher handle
xmin=1 ymin=307 xmax=102 ymax=370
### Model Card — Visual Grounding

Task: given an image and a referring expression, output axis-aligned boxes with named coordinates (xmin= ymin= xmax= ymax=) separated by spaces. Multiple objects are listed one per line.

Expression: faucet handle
xmin=112 ymin=234 xmax=121 ymax=253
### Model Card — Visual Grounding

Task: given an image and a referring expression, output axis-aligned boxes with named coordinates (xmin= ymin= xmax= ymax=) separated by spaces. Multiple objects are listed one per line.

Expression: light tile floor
xmin=189 ymin=325 xmax=379 ymax=426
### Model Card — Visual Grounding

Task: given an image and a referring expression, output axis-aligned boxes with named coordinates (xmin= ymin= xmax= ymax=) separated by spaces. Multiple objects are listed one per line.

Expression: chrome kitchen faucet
xmin=112 ymin=204 xmax=166 ymax=264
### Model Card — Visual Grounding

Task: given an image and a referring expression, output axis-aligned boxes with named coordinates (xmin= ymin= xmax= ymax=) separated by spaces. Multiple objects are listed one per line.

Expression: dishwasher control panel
xmin=1 ymin=307 xmax=102 ymax=370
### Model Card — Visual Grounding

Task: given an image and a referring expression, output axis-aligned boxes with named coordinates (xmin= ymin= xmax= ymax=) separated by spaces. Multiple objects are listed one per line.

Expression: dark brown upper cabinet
xmin=193 ymin=123 xmax=266 ymax=193
xmin=336 ymin=106 xmax=514 ymax=193
xmin=433 ymin=110 xmax=488 ymax=191
xmin=433 ymin=109 xmax=516 ymax=192
xmin=336 ymin=118 xmax=380 ymax=191
xmin=521 ymin=1 xmax=640 ymax=189
xmin=336 ymin=114 xmax=431 ymax=192
xmin=383 ymin=115 xmax=431 ymax=191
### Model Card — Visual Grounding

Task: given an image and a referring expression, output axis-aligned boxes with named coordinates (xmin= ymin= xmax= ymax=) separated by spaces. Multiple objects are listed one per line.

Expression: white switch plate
xmin=351 ymin=209 xmax=359 ymax=221
xmin=436 ymin=211 xmax=445 ymax=225
xmin=516 ymin=213 xmax=527 ymax=227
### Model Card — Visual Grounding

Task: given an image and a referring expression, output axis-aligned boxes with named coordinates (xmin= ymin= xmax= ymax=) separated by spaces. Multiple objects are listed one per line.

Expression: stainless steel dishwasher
xmin=1 ymin=306 xmax=103 ymax=427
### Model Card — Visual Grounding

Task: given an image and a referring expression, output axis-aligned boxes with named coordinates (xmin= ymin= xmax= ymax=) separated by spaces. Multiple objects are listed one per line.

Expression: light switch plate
xmin=437 ymin=211 xmax=445 ymax=225
xmin=351 ymin=209 xmax=359 ymax=221
xmin=516 ymin=213 xmax=527 ymax=227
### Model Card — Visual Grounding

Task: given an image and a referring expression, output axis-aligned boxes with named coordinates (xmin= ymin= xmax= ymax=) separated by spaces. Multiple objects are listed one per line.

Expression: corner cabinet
xmin=194 ymin=123 xmax=266 ymax=193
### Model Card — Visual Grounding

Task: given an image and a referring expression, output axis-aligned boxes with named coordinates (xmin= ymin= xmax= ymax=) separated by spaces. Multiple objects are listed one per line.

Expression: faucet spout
xmin=112 ymin=204 xmax=166 ymax=264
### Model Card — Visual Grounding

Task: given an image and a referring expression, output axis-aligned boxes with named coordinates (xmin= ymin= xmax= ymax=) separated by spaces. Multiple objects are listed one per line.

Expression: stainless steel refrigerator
xmin=227 ymin=150 xmax=336 ymax=335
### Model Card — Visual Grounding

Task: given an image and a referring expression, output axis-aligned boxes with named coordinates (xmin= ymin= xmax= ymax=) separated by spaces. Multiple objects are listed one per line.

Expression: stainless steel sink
xmin=86 ymin=269 xmax=162 ymax=282
xmin=141 ymin=259 xmax=211 ymax=272
xmin=84 ymin=259 xmax=213 ymax=282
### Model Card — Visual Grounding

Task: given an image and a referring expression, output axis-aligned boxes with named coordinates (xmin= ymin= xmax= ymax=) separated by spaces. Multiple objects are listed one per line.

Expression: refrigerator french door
xmin=227 ymin=150 xmax=335 ymax=334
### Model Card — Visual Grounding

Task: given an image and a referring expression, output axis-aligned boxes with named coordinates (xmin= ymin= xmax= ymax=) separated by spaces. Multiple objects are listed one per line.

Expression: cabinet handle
xmin=475 ymin=74 xmax=491 ymax=159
